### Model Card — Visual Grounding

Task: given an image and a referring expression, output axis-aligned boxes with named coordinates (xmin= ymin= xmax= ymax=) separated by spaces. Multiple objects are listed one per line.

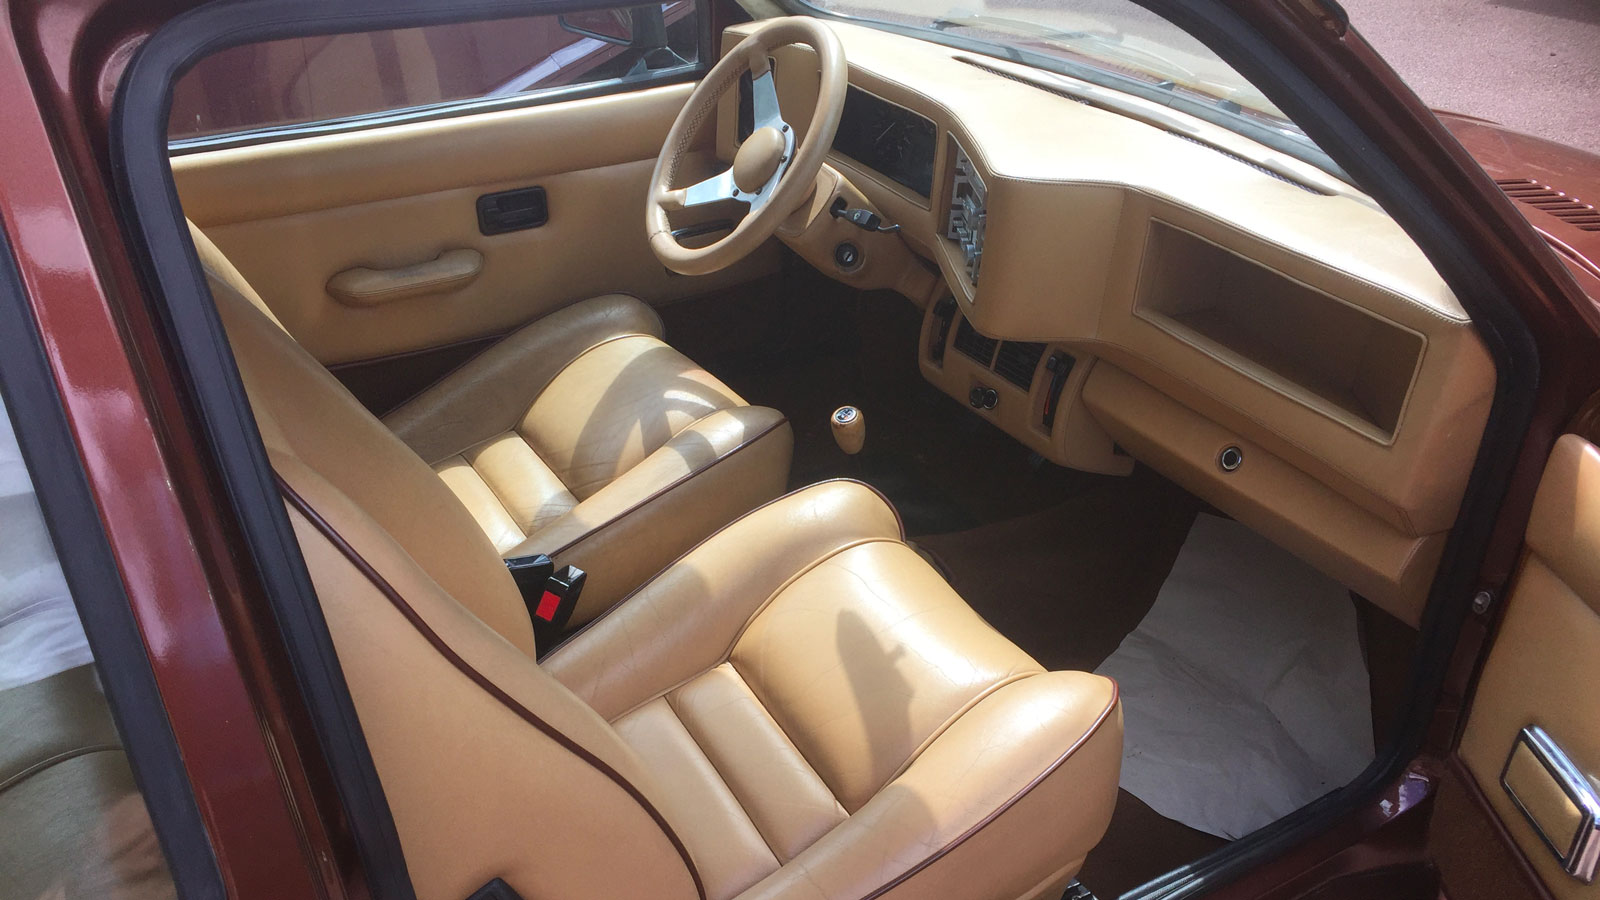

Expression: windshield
xmin=791 ymin=0 xmax=1309 ymax=144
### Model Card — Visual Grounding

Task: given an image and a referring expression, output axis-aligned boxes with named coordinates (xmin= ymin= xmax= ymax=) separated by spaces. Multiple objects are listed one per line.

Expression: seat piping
xmin=541 ymin=477 xmax=903 ymax=659
xmin=536 ymin=414 xmax=790 ymax=558
xmin=276 ymin=473 xmax=707 ymax=900
xmin=859 ymin=682 xmax=1121 ymax=900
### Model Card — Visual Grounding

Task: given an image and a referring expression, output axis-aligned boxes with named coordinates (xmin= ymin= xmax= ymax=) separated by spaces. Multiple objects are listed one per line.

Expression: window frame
xmin=164 ymin=0 xmax=714 ymax=155
xmin=0 ymin=226 xmax=222 ymax=896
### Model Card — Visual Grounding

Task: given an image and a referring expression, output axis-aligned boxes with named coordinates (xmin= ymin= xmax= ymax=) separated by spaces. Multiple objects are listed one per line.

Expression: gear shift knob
xmin=831 ymin=406 xmax=865 ymax=455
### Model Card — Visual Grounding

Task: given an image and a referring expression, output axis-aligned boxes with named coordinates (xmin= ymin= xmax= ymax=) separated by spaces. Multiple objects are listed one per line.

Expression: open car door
xmin=1435 ymin=433 xmax=1600 ymax=900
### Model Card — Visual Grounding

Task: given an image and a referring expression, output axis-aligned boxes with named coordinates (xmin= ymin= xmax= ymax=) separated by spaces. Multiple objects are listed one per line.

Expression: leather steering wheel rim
xmin=646 ymin=17 xmax=847 ymax=276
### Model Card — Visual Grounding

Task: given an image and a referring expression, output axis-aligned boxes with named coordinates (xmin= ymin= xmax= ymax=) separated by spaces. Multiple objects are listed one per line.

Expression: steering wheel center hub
xmin=733 ymin=126 xmax=786 ymax=193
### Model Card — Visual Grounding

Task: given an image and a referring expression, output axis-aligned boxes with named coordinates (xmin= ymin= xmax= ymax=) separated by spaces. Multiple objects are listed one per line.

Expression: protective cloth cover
xmin=0 ymin=390 xmax=90 ymax=692
xmin=1095 ymin=514 xmax=1373 ymax=839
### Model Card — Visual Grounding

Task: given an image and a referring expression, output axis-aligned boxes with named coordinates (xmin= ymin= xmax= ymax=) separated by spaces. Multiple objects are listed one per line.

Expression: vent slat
xmin=953 ymin=318 xmax=999 ymax=365
xmin=1500 ymin=177 xmax=1600 ymax=232
xmin=994 ymin=342 xmax=1047 ymax=389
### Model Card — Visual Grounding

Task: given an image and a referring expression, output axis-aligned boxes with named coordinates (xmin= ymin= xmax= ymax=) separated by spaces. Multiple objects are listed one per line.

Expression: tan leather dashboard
xmin=723 ymin=21 xmax=1495 ymax=624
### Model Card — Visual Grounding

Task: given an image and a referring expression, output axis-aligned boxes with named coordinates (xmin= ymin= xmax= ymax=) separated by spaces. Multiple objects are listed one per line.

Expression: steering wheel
xmin=646 ymin=17 xmax=847 ymax=276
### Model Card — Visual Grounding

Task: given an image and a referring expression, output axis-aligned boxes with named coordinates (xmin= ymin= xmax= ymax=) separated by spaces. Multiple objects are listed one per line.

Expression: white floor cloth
xmin=1095 ymin=513 xmax=1374 ymax=839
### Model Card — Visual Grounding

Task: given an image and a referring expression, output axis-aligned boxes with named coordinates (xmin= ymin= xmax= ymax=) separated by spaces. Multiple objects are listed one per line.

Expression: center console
xmin=918 ymin=298 xmax=1133 ymax=476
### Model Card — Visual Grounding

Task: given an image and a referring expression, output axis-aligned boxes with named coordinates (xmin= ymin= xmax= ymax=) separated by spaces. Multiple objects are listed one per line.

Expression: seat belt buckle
xmin=505 ymin=554 xmax=584 ymax=646
xmin=505 ymin=553 xmax=554 ymax=600
xmin=533 ymin=565 xmax=585 ymax=648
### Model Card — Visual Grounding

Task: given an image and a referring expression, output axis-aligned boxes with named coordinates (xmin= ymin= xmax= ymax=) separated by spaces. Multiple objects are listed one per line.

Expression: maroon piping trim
xmin=542 ymin=476 xmax=904 ymax=658
xmin=860 ymin=682 xmax=1122 ymax=899
xmin=276 ymin=474 xmax=707 ymax=900
xmin=540 ymin=415 xmax=792 ymax=558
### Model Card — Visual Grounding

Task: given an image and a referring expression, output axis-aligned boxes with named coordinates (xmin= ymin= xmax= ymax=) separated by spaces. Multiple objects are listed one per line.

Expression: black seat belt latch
xmin=505 ymin=553 xmax=554 ymax=602
xmin=505 ymin=554 xmax=585 ymax=644
xmin=535 ymin=565 xmax=585 ymax=646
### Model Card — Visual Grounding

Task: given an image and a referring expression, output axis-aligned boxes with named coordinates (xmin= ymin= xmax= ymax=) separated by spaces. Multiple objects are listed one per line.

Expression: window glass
xmin=785 ymin=0 xmax=1336 ymax=173
xmin=0 ymin=387 xmax=176 ymax=900
xmin=169 ymin=1 xmax=702 ymax=141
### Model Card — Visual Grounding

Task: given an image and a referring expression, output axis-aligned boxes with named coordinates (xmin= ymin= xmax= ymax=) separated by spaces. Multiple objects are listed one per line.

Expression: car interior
xmin=3 ymin=2 xmax=1514 ymax=899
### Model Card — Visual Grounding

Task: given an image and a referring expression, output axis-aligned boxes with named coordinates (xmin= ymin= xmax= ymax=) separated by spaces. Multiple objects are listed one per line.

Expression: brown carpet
xmin=916 ymin=467 xmax=1200 ymax=673
xmin=917 ymin=469 xmax=1223 ymax=898
xmin=1077 ymin=791 xmax=1230 ymax=899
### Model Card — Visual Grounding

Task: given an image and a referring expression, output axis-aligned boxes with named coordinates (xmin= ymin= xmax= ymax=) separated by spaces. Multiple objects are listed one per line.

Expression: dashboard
xmin=831 ymin=86 xmax=937 ymax=199
xmin=716 ymin=21 xmax=1495 ymax=626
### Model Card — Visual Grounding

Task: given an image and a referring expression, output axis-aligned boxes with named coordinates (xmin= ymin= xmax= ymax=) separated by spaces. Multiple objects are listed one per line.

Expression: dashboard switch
xmin=968 ymin=386 xmax=998 ymax=410
xmin=945 ymin=141 xmax=988 ymax=285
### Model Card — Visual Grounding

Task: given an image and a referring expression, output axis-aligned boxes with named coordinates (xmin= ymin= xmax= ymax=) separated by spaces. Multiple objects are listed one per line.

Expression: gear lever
xmin=831 ymin=406 xmax=865 ymax=455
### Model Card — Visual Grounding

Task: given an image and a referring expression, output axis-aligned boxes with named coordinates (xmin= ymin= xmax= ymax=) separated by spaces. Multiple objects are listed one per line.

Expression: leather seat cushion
xmin=384 ymin=294 xmax=793 ymax=623
xmin=544 ymin=481 xmax=1122 ymax=900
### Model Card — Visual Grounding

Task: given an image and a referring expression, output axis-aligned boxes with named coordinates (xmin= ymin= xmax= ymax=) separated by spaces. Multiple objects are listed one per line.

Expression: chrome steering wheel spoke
xmin=677 ymin=169 xmax=740 ymax=208
xmin=750 ymin=69 xmax=785 ymax=133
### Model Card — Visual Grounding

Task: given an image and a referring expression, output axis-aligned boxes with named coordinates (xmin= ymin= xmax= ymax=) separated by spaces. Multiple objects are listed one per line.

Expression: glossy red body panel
xmin=1438 ymin=112 xmax=1600 ymax=294
xmin=0 ymin=1 xmax=335 ymax=898
xmin=0 ymin=0 xmax=1597 ymax=898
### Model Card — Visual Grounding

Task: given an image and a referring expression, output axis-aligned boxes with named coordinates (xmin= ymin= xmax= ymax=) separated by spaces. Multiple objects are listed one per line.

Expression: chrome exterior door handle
xmin=1502 ymin=725 xmax=1600 ymax=883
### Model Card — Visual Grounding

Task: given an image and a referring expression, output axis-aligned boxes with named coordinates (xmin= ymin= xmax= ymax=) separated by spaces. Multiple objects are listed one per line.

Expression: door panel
xmin=1452 ymin=434 xmax=1600 ymax=900
xmin=173 ymin=82 xmax=776 ymax=365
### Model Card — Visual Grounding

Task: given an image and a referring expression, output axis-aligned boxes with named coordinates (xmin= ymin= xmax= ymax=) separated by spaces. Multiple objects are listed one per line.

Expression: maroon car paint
xmin=0 ymin=0 xmax=1596 ymax=898
xmin=1438 ymin=111 xmax=1600 ymax=293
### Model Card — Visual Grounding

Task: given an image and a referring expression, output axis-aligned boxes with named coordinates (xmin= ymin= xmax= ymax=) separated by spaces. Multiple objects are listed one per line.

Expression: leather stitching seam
xmin=666 ymin=666 xmax=848 ymax=856
xmin=541 ymin=478 xmax=900 ymax=662
xmin=859 ymin=682 xmax=1122 ymax=900
xmin=537 ymin=415 xmax=790 ymax=558
xmin=552 ymin=404 xmax=732 ymax=500
xmin=883 ymin=669 xmax=1041 ymax=787
xmin=659 ymin=689 xmax=786 ymax=867
xmin=276 ymin=473 xmax=708 ymax=900
xmin=602 ymin=536 xmax=899 ymax=725
xmin=455 ymin=451 xmax=530 ymax=547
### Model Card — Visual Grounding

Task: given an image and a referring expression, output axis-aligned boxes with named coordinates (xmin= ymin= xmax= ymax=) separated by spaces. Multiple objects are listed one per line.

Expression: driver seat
xmin=190 ymin=222 xmax=793 ymax=625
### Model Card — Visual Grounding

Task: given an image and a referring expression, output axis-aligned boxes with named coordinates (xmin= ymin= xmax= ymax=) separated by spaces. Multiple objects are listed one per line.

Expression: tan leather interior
xmin=173 ymin=83 xmax=779 ymax=365
xmin=193 ymin=221 xmax=793 ymax=625
xmin=712 ymin=20 xmax=1495 ymax=624
xmin=153 ymin=12 xmax=1535 ymax=894
xmin=1458 ymin=435 xmax=1600 ymax=900
xmin=0 ymin=666 xmax=174 ymax=900
xmin=193 ymin=206 xmax=1124 ymax=896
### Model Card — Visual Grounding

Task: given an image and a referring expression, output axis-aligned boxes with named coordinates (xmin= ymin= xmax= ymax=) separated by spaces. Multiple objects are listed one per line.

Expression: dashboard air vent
xmin=953 ymin=317 xmax=998 ymax=365
xmin=1166 ymin=133 xmax=1322 ymax=194
xmin=1498 ymin=178 xmax=1600 ymax=232
xmin=994 ymin=342 xmax=1047 ymax=389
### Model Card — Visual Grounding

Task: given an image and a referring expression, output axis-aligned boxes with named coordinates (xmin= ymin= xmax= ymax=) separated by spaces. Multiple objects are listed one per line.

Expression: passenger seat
xmin=190 ymin=222 xmax=792 ymax=625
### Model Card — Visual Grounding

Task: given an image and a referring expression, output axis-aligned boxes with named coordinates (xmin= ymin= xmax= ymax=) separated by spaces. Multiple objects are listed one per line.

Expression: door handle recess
xmin=327 ymin=248 xmax=483 ymax=306
xmin=1502 ymin=725 xmax=1600 ymax=882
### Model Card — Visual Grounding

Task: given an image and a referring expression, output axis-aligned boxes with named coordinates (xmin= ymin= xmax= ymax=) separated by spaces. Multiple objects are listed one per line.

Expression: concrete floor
xmin=1341 ymin=0 xmax=1600 ymax=154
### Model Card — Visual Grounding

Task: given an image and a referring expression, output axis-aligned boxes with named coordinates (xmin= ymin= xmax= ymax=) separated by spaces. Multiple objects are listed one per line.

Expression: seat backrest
xmin=189 ymin=223 xmax=703 ymax=900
